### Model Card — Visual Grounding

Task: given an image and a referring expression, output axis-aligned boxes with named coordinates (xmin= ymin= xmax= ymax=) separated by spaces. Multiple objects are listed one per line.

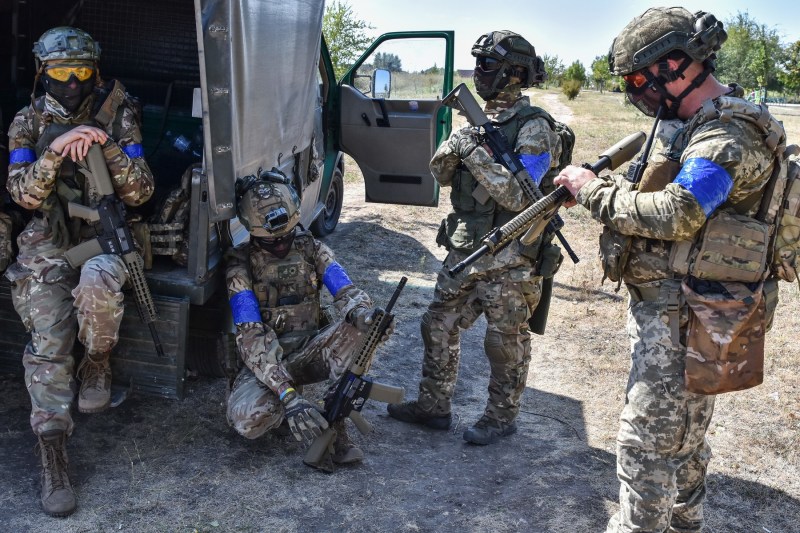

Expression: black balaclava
xmin=41 ymin=72 xmax=96 ymax=113
xmin=252 ymin=228 xmax=296 ymax=259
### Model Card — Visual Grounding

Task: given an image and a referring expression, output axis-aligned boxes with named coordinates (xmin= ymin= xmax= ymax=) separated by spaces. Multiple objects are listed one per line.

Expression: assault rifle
xmin=442 ymin=83 xmax=579 ymax=264
xmin=449 ymin=131 xmax=647 ymax=277
xmin=303 ymin=277 xmax=407 ymax=472
xmin=64 ymin=143 xmax=165 ymax=358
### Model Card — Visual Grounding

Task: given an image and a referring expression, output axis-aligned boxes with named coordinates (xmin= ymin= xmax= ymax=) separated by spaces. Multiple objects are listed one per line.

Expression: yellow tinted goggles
xmin=45 ymin=65 xmax=95 ymax=82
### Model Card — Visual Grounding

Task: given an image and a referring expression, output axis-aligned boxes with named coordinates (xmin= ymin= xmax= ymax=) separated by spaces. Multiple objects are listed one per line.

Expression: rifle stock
xmin=448 ymin=131 xmax=647 ymax=277
xmin=303 ymin=277 xmax=408 ymax=471
xmin=65 ymin=144 xmax=165 ymax=358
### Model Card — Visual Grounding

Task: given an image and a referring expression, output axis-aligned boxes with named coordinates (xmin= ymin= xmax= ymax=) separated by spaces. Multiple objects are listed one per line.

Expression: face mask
xmin=42 ymin=73 xmax=95 ymax=112
xmin=473 ymin=57 xmax=508 ymax=101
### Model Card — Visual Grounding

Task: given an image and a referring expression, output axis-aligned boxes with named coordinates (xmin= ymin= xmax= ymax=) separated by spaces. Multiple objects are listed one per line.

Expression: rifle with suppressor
xmin=303 ymin=277 xmax=407 ymax=472
xmin=449 ymin=131 xmax=647 ymax=277
xmin=64 ymin=143 xmax=165 ymax=358
xmin=442 ymin=83 xmax=579 ymax=264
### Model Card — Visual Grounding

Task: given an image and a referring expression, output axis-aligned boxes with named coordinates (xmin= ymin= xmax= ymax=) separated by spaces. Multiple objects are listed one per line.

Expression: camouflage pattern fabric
xmin=420 ymin=88 xmax=559 ymax=426
xmin=606 ymin=279 xmax=715 ymax=533
xmin=577 ymin=98 xmax=779 ymax=531
xmin=5 ymin=89 xmax=152 ymax=436
xmin=225 ymin=232 xmax=372 ymax=437
xmin=227 ymin=317 xmax=363 ymax=438
xmin=0 ymin=210 xmax=12 ymax=272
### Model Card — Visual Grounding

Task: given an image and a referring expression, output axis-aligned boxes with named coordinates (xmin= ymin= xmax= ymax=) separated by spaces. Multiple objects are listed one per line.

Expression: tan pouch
xmin=682 ymin=279 xmax=765 ymax=394
xmin=672 ymin=210 xmax=771 ymax=283
xmin=598 ymin=227 xmax=629 ymax=283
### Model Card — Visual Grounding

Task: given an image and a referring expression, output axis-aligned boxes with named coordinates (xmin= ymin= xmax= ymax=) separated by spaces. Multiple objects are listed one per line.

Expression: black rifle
xmin=64 ymin=143 xmax=164 ymax=358
xmin=303 ymin=277 xmax=407 ymax=472
xmin=442 ymin=83 xmax=579 ymax=264
xmin=449 ymin=131 xmax=647 ymax=277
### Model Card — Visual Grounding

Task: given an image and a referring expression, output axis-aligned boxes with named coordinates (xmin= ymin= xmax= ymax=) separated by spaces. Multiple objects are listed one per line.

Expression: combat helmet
xmin=33 ymin=27 xmax=101 ymax=65
xmin=236 ymin=169 xmax=301 ymax=239
xmin=608 ymin=7 xmax=726 ymax=118
xmin=471 ymin=30 xmax=546 ymax=100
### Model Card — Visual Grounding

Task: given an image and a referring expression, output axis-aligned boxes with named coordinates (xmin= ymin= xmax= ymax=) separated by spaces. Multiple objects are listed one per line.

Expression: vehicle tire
xmin=311 ymin=166 xmax=344 ymax=236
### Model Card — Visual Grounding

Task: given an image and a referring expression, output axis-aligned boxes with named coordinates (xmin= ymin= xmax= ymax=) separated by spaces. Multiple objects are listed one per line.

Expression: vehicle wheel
xmin=311 ymin=166 xmax=344 ymax=236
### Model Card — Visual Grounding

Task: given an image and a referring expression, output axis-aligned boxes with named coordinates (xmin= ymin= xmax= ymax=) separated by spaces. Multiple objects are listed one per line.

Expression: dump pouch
xmin=682 ymin=279 xmax=765 ymax=394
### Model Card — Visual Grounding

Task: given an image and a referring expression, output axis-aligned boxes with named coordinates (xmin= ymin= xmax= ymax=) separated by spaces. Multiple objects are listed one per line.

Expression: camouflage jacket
xmin=430 ymin=91 xmax=562 ymax=273
xmin=225 ymin=232 xmax=372 ymax=393
xmin=578 ymin=95 xmax=778 ymax=285
xmin=7 ymin=91 xmax=154 ymax=211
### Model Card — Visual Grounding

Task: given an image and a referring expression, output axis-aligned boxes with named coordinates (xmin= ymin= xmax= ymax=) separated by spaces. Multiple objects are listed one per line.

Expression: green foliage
xmin=562 ymin=79 xmax=581 ymax=100
xmin=780 ymin=41 xmax=800 ymax=99
xmin=374 ymin=52 xmax=403 ymax=72
xmin=542 ymin=54 xmax=564 ymax=88
xmin=716 ymin=12 xmax=783 ymax=92
xmin=563 ymin=60 xmax=587 ymax=84
xmin=591 ymin=55 xmax=611 ymax=93
xmin=323 ymin=0 xmax=374 ymax=79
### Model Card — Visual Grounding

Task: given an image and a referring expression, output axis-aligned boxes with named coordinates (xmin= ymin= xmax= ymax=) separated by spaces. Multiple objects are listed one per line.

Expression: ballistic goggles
xmin=45 ymin=64 xmax=95 ymax=82
xmin=476 ymin=57 xmax=502 ymax=71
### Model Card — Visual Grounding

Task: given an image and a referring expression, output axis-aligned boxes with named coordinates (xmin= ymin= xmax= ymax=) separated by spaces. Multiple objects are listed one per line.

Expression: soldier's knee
xmin=227 ymin=402 xmax=282 ymax=440
xmin=79 ymin=256 xmax=126 ymax=294
xmin=484 ymin=330 xmax=529 ymax=364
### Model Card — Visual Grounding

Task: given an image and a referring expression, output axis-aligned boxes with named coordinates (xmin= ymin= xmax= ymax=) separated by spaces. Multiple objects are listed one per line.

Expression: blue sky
xmin=346 ymin=0 xmax=800 ymax=71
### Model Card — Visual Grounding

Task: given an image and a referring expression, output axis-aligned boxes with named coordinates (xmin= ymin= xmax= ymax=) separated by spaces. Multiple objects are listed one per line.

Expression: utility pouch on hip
xmin=682 ymin=279 xmax=765 ymax=395
xmin=598 ymin=227 xmax=629 ymax=283
xmin=435 ymin=218 xmax=449 ymax=249
xmin=670 ymin=210 xmax=771 ymax=283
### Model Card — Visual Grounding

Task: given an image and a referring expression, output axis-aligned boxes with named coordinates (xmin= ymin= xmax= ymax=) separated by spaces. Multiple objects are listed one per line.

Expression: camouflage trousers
xmin=0 ymin=211 xmax=12 ymax=272
xmin=8 ymin=217 xmax=128 ymax=435
xmin=416 ymin=252 xmax=541 ymax=425
xmin=227 ymin=318 xmax=362 ymax=439
xmin=607 ymin=281 xmax=715 ymax=533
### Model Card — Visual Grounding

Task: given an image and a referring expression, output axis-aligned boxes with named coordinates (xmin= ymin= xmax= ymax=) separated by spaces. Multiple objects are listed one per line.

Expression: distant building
xmin=456 ymin=69 xmax=473 ymax=78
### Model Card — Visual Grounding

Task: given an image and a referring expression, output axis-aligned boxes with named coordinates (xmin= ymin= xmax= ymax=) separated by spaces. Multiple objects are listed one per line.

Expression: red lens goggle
xmin=623 ymin=71 xmax=649 ymax=89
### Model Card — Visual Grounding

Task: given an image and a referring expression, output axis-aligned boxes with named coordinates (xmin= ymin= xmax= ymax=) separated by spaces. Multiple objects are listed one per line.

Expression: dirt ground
xmin=2 ymin=95 xmax=799 ymax=532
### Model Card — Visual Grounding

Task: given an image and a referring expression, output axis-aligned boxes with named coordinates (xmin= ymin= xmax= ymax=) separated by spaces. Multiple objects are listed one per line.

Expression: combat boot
xmin=37 ymin=430 xmax=76 ymax=517
xmin=387 ymin=401 xmax=451 ymax=430
xmin=77 ymin=351 xmax=112 ymax=413
xmin=331 ymin=420 xmax=363 ymax=464
xmin=463 ymin=415 xmax=517 ymax=445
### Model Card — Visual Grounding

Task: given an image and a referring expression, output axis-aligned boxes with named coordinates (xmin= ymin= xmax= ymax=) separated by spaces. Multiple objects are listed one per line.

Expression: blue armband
xmin=9 ymin=148 xmax=36 ymax=165
xmin=520 ymin=152 xmax=551 ymax=186
xmin=229 ymin=290 xmax=262 ymax=325
xmin=673 ymin=158 xmax=733 ymax=217
xmin=323 ymin=261 xmax=352 ymax=296
xmin=122 ymin=143 xmax=144 ymax=159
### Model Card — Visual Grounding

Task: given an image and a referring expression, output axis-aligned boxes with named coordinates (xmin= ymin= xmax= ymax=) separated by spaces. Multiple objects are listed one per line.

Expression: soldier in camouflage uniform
xmin=387 ymin=31 xmax=563 ymax=445
xmin=226 ymin=170 xmax=392 ymax=464
xmin=4 ymin=27 xmax=154 ymax=516
xmin=555 ymin=8 xmax=784 ymax=532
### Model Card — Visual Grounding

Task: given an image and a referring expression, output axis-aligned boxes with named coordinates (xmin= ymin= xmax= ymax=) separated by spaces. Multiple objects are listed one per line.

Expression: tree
xmin=780 ymin=41 xmax=800 ymax=102
xmin=374 ymin=52 xmax=402 ymax=72
xmin=563 ymin=60 xmax=586 ymax=85
xmin=323 ymin=0 xmax=374 ymax=79
xmin=542 ymin=54 xmax=564 ymax=88
xmin=591 ymin=55 xmax=611 ymax=93
xmin=716 ymin=12 xmax=783 ymax=97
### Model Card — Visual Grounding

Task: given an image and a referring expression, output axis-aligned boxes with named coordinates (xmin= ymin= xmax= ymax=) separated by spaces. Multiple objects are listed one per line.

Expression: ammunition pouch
xmin=669 ymin=210 xmax=770 ymax=283
xmin=598 ymin=227 xmax=629 ymax=283
xmin=535 ymin=241 xmax=563 ymax=278
xmin=682 ymin=278 xmax=765 ymax=395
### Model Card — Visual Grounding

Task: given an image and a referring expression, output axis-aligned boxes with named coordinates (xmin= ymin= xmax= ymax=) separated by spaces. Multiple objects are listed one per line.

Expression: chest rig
xmin=443 ymin=105 xmax=545 ymax=253
xmin=249 ymin=233 xmax=321 ymax=344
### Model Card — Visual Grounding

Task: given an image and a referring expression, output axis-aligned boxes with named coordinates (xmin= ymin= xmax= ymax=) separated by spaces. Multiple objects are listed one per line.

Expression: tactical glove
xmin=449 ymin=127 xmax=481 ymax=160
xmin=280 ymin=389 xmax=328 ymax=443
xmin=349 ymin=306 xmax=395 ymax=343
xmin=41 ymin=195 xmax=70 ymax=250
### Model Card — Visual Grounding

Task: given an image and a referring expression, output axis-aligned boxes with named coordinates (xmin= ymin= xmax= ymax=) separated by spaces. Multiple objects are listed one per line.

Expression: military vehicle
xmin=0 ymin=0 xmax=454 ymax=398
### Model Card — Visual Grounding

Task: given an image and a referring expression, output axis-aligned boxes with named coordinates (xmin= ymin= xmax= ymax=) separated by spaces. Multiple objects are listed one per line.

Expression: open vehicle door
xmin=337 ymin=32 xmax=454 ymax=206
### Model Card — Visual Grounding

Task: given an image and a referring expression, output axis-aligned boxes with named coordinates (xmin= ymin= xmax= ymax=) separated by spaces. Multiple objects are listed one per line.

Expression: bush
xmin=562 ymin=79 xmax=582 ymax=100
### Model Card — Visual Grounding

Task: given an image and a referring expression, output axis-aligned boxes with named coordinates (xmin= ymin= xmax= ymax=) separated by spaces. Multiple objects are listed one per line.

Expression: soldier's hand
xmin=554 ymin=165 xmax=596 ymax=208
xmin=280 ymin=389 xmax=328 ymax=443
xmin=349 ymin=305 xmax=374 ymax=333
xmin=49 ymin=126 xmax=108 ymax=159
xmin=449 ymin=127 xmax=480 ymax=159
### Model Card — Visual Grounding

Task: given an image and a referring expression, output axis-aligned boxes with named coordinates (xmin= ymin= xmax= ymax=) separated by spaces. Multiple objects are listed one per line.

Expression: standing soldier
xmin=388 ymin=31 xmax=565 ymax=445
xmin=555 ymin=8 xmax=786 ymax=532
xmin=225 ymin=171 xmax=392 ymax=463
xmin=5 ymin=27 xmax=154 ymax=516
